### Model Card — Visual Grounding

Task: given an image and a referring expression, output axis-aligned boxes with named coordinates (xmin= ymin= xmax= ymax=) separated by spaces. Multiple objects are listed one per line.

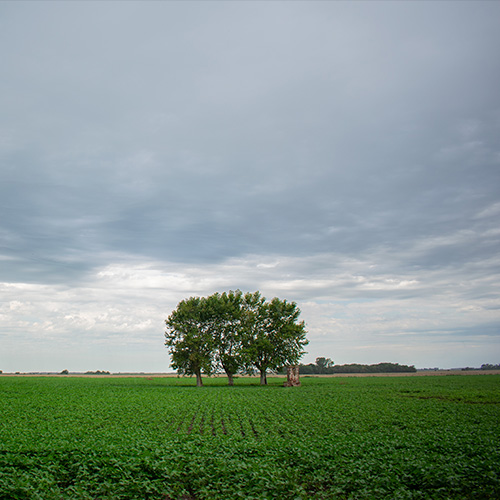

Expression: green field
xmin=0 ymin=375 xmax=499 ymax=499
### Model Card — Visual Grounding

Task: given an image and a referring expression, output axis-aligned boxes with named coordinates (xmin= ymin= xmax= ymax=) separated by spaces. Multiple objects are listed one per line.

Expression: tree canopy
xmin=165 ymin=291 xmax=308 ymax=385
xmin=242 ymin=293 xmax=308 ymax=385
xmin=206 ymin=290 xmax=246 ymax=386
xmin=164 ymin=296 xmax=215 ymax=387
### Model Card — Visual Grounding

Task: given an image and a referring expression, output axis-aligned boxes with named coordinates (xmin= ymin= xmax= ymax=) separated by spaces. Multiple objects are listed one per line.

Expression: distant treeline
xmin=468 ymin=364 xmax=500 ymax=371
xmin=299 ymin=362 xmax=417 ymax=374
xmin=59 ymin=370 xmax=111 ymax=375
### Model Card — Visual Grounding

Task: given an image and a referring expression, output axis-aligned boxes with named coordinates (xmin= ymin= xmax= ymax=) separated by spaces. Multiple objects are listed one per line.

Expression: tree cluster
xmin=299 ymin=360 xmax=416 ymax=374
xmin=165 ymin=291 xmax=308 ymax=386
xmin=480 ymin=364 xmax=500 ymax=370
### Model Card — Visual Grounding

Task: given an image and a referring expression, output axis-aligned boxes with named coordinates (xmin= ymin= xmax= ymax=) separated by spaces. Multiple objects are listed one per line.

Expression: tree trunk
xmin=260 ymin=369 xmax=267 ymax=385
xmin=226 ymin=371 xmax=234 ymax=386
xmin=195 ymin=370 xmax=203 ymax=387
xmin=284 ymin=365 xmax=301 ymax=387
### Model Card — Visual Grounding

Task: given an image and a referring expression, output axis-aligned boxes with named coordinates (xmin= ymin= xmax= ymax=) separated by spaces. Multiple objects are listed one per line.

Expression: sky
xmin=1 ymin=1 xmax=499 ymax=373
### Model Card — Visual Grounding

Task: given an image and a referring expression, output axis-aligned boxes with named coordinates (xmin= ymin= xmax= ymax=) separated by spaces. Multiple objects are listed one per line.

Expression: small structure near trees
xmin=283 ymin=365 xmax=301 ymax=387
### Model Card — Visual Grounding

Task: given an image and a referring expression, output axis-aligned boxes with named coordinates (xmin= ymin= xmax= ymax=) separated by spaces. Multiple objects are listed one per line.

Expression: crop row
xmin=167 ymin=410 xmax=261 ymax=438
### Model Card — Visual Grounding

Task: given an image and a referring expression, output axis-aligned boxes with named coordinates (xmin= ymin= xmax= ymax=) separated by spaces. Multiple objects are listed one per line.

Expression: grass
xmin=0 ymin=374 xmax=499 ymax=499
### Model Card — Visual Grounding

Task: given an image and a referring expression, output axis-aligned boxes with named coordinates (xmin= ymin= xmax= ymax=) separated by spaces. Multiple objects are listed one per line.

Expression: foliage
xmin=299 ymin=357 xmax=334 ymax=374
xmin=165 ymin=296 xmax=215 ymax=386
xmin=242 ymin=293 xmax=308 ymax=385
xmin=206 ymin=291 xmax=246 ymax=386
xmin=300 ymin=361 xmax=416 ymax=374
xmin=316 ymin=356 xmax=334 ymax=371
xmin=481 ymin=363 xmax=500 ymax=370
xmin=165 ymin=291 xmax=308 ymax=386
xmin=1 ymin=375 xmax=499 ymax=499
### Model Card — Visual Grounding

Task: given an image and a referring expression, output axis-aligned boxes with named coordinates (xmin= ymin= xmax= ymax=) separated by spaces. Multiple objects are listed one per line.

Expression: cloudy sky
xmin=1 ymin=1 xmax=499 ymax=373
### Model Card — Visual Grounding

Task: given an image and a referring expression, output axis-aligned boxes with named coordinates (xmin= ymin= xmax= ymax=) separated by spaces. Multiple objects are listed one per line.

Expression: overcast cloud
xmin=1 ymin=1 xmax=499 ymax=373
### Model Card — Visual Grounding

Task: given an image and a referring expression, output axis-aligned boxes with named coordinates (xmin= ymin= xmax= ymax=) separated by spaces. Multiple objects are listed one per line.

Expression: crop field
xmin=0 ymin=375 xmax=499 ymax=499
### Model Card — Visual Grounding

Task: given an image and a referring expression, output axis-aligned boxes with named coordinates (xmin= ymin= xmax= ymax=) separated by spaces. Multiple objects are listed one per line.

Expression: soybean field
xmin=0 ymin=374 xmax=499 ymax=499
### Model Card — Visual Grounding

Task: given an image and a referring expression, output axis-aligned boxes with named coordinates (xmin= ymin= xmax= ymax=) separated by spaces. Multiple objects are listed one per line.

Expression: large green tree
xmin=164 ymin=296 xmax=214 ymax=387
xmin=206 ymin=290 xmax=245 ymax=386
xmin=242 ymin=294 xmax=308 ymax=385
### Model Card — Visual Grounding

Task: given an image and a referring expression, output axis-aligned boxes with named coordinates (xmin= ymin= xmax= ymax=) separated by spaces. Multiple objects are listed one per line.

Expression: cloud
xmin=475 ymin=202 xmax=500 ymax=220
xmin=2 ymin=241 xmax=499 ymax=371
xmin=1 ymin=1 xmax=499 ymax=371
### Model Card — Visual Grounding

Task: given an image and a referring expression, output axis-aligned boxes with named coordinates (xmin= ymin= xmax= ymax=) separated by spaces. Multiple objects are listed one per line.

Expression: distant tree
xmin=315 ymin=357 xmax=334 ymax=373
xmin=243 ymin=293 xmax=308 ymax=385
xmin=481 ymin=363 xmax=500 ymax=370
xmin=298 ymin=363 xmax=317 ymax=374
xmin=299 ymin=361 xmax=416 ymax=374
xmin=165 ymin=296 xmax=215 ymax=387
xmin=60 ymin=369 xmax=69 ymax=375
xmin=330 ymin=363 xmax=416 ymax=373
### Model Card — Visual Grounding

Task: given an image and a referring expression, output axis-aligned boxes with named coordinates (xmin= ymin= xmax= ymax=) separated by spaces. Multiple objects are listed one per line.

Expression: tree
xmin=481 ymin=363 xmax=500 ymax=370
xmin=239 ymin=291 xmax=269 ymax=385
xmin=165 ymin=296 xmax=214 ymax=387
xmin=243 ymin=294 xmax=308 ymax=385
xmin=206 ymin=290 xmax=245 ymax=386
xmin=315 ymin=357 xmax=334 ymax=373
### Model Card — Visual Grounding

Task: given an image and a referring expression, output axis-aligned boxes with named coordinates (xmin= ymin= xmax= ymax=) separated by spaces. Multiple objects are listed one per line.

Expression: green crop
xmin=0 ymin=375 xmax=499 ymax=499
